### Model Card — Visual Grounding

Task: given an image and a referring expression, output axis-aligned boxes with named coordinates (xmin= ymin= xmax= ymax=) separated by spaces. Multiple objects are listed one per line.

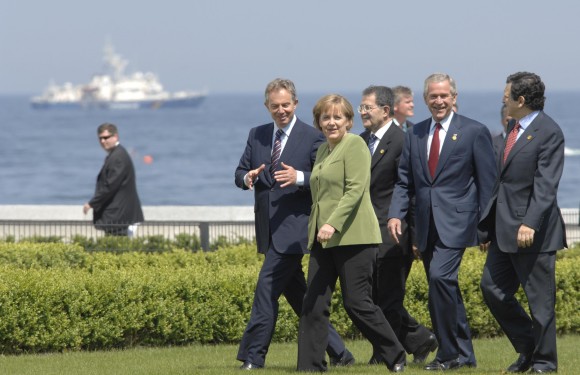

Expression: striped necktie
xmin=270 ymin=129 xmax=283 ymax=177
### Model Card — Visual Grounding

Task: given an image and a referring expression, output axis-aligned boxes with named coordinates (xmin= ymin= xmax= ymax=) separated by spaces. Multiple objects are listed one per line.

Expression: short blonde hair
xmin=312 ymin=94 xmax=354 ymax=131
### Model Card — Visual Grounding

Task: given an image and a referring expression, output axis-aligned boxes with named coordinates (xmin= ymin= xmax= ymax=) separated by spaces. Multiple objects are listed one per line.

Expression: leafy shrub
xmin=0 ymin=243 xmax=576 ymax=354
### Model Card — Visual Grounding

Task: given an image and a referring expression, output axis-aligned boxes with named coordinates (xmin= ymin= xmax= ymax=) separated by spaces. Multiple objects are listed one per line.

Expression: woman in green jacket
xmin=297 ymin=94 xmax=406 ymax=372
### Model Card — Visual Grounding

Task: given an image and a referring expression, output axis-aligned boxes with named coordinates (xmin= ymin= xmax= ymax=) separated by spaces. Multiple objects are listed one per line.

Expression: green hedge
xmin=0 ymin=242 xmax=577 ymax=354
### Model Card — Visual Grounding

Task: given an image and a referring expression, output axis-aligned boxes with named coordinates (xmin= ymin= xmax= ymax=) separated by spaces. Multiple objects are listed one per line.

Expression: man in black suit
xmin=492 ymin=104 xmax=511 ymax=162
xmin=359 ymin=85 xmax=437 ymax=365
xmin=392 ymin=86 xmax=415 ymax=132
xmin=83 ymin=123 xmax=144 ymax=236
xmin=234 ymin=79 xmax=352 ymax=370
xmin=479 ymin=72 xmax=566 ymax=374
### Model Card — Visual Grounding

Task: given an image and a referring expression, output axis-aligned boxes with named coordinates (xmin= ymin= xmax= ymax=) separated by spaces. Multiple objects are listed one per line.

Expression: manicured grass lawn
xmin=0 ymin=335 xmax=577 ymax=374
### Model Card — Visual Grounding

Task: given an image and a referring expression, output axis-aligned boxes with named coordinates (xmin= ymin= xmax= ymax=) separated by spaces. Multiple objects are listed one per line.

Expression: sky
xmin=1 ymin=0 xmax=579 ymax=95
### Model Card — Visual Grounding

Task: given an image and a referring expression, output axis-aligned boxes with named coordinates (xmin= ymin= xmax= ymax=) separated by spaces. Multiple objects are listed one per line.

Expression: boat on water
xmin=31 ymin=43 xmax=207 ymax=110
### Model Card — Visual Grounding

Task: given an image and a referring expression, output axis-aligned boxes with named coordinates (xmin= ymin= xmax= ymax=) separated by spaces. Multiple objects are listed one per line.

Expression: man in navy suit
xmin=479 ymin=72 xmax=566 ymax=374
xmin=388 ymin=73 xmax=496 ymax=371
xmin=234 ymin=79 xmax=352 ymax=370
xmin=359 ymin=85 xmax=437 ymax=365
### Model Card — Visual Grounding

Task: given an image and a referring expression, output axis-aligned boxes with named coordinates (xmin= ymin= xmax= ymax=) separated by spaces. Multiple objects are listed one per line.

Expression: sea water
xmin=0 ymin=91 xmax=578 ymax=208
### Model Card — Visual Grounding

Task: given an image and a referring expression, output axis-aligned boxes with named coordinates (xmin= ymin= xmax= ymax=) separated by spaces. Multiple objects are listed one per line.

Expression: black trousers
xmin=374 ymin=252 xmax=433 ymax=355
xmin=237 ymin=247 xmax=345 ymax=367
xmin=480 ymin=244 xmax=557 ymax=372
xmin=297 ymin=242 xmax=405 ymax=371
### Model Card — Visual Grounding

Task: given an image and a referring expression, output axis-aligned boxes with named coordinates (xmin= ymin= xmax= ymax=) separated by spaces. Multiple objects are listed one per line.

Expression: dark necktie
xmin=368 ymin=133 xmax=378 ymax=155
xmin=270 ymin=129 xmax=283 ymax=177
xmin=428 ymin=123 xmax=441 ymax=178
xmin=503 ymin=121 xmax=521 ymax=163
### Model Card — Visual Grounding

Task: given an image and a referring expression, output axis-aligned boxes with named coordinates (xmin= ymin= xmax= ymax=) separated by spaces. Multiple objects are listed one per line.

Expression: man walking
xmin=479 ymin=72 xmax=566 ymax=374
xmin=388 ymin=73 xmax=496 ymax=371
xmin=359 ymin=85 xmax=437 ymax=365
xmin=234 ymin=78 xmax=352 ymax=370
xmin=83 ymin=123 xmax=144 ymax=237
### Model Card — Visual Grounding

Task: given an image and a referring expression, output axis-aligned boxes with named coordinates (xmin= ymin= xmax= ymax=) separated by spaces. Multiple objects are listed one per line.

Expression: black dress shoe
xmin=424 ymin=358 xmax=461 ymax=371
xmin=528 ymin=368 xmax=557 ymax=373
xmin=507 ymin=353 xmax=533 ymax=373
xmin=329 ymin=349 xmax=355 ymax=367
xmin=412 ymin=334 xmax=439 ymax=363
xmin=390 ymin=362 xmax=405 ymax=373
xmin=239 ymin=361 xmax=263 ymax=370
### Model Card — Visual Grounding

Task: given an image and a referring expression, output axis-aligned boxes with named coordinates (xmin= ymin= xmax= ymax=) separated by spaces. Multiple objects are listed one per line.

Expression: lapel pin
xmin=380 ymin=149 xmax=385 ymax=154
xmin=527 ymin=135 xmax=533 ymax=140
xmin=452 ymin=134 xmax=458 ymax=141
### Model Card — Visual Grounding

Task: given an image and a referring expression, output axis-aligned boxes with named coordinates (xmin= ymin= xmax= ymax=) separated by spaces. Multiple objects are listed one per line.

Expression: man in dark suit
xmin=392 ymin=86 xmax=415 ymax=132
xmin=234 ymin=79 xmax=352 ymax=370
xmin=492 ymin=104 xmax=511 ymax=162
xmin=359 ymin=85 xmax=437 ymax=365
xmin=83 ymin=123 xmax=144 ymax=236
xmin=388 ymin=73 xmax=496 ymax=371
xmin=479 ymin=72 xmax=566 ymax=374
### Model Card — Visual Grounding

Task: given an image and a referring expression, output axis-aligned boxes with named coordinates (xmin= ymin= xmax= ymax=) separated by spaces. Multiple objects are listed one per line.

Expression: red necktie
xmin=428 ymin=123 xmax=441 ymax=178
xmin=503 ymin=122 xmax=521 ymax=163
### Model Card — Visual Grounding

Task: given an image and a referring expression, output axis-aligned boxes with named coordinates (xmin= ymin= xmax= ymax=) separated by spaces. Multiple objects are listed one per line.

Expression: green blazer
xmin=308 ymin=133 xmax=382 ymax=249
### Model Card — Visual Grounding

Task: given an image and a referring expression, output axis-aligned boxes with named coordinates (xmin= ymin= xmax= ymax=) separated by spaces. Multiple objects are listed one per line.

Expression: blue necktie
xmin=368 ymin=134 xmax=378 ymax=155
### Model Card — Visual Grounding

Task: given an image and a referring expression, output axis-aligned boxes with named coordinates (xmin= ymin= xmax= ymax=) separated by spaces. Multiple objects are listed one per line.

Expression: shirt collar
xmin=372 ymin=120 xmax=393 ymax=140
xmin=517 ymin=110 xmax=540 ymax=131
xmin=274 ymin=115 xmax=297 ymax=137
xmin=430 ymin=111 xmax=454 ymax=133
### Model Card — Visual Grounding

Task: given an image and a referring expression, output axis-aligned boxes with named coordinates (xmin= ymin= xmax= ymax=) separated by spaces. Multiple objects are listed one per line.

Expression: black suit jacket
xmin=361 ymin=124 xmax=410 ymax=257
xmin=90 ymin=144 xmax=144 ymax=231
xmin=492 ymin=133 xmax=505 ymax=162
xmin=235 ymin=119 xmax=324 ymax=254
xmin=479 ymin=112 xmax=567 ymax=253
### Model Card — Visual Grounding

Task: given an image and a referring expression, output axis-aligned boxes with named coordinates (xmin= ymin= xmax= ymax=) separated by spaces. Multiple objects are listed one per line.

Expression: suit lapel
xmin=370 ymin=126 xmax=394 ymax=170
xmin=417 ymin=120 xmax=431 ymax=180
xmin=434 ymin=115 xmax=461 ymax=179
xmin=279 ymin=120 xmax=303 ymax=166
xmin=259 ymin=123 xmax=275 ymax=185
xmin=502 ymin=113 xmax=541 ymax=171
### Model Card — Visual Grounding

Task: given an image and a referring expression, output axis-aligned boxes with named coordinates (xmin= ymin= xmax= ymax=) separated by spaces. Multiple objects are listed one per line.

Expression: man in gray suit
xmin=83 ymin=123 xmax=144 ymax=236
xmin=479 ymin=72 xmax=566 ymax=374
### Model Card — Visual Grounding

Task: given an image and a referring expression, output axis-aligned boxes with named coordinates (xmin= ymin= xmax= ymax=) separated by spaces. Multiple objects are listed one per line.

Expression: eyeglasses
xmin=357 ymin=104 xmax=380 ymax=113
xmin=99 ymin=135 xmax=114 ymax=141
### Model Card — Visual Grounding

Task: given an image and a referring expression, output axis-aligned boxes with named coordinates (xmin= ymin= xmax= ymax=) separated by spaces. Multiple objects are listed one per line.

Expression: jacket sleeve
xmin=523 ymin=127 xmax=565 ymax=230
xmin=234 ymin=128 xmax=256 ymax=190
xmin=303 ymin=132 xmax=325 ymax=189
xmin=472 ymin=125 xmax=498 ymax=216
xmin=388 ymin=130 xmax=413 ymax=220
xmin=89 ymin=152 xmax=130 ymax=211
